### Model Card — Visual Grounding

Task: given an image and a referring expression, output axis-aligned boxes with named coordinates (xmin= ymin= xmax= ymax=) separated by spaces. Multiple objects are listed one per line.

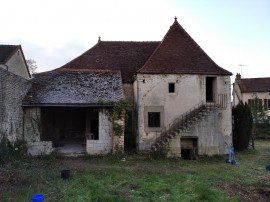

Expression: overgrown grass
xmin=1 ymin=140 xmax=270 ymax=201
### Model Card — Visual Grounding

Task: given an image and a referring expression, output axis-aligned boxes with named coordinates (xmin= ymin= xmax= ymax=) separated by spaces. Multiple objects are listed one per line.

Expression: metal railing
xmin=151 ymin=94 xmax=227 ymax=150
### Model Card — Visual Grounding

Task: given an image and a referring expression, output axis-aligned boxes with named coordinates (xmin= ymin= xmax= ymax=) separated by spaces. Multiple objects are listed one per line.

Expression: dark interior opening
xmin=169 ymin=83 xmax=175 ymax=93
xmin=124 ymin=111 xmax=136 ymax=151
xmin=206 ymin=77 xmax=214 ymax=102
xmin=181 ymin=138 xmax=198 ymax=160
xmin=41 ymin=107 xmax=99 ymax=146
xmin=148 ymin=112 xmax=160 ymax=127
xmin=181 ymin=149 xmax=193 ymax=160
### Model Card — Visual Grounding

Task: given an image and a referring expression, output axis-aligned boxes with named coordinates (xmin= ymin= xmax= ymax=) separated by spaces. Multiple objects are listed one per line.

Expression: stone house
xmin=0 ymin=45 xmax=31 ymax=141
xmin=46 ymin=18 xmax=233 ymax=158
xmin=233 ymin=73 xmax=270 ymax=118
xmin=2 ymin=19 xmax=233 ymax=158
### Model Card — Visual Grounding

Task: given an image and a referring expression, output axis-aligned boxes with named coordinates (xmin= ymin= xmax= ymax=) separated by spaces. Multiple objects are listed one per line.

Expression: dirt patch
xmin=115 ymin=184 xmax=138 ymax=197
xmin=213 ymin=181 xmax=270 ymax=201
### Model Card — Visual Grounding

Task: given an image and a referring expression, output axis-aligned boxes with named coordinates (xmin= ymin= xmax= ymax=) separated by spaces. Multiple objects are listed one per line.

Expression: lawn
xmin=1 ymin=140 xmax=270 ymax=201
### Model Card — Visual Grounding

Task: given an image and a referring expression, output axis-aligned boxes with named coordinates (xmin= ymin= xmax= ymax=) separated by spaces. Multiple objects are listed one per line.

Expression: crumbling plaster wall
xmin=0 ymin=68 xmax=31 ymax=141
xmin=134 ymin=74 xmax=232 ymax=156
xmin=23 ymin=107 xmax=52 ymax=155
xmin=87 ymin=111 xmax=124 ymax=154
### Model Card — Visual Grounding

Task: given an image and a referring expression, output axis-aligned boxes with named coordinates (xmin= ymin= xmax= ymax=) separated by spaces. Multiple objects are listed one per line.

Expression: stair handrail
xmin=153 ymin=93 xmax=227 ymax=146
xmin=156 ymin=100 xmax=205 ymax=143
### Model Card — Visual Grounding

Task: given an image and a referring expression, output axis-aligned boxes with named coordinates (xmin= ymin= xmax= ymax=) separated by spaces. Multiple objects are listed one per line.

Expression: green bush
xmin=149 ymin=146 xmax=169 ymax=160
xmin=0 ymin=134 xmax=27 ymax=166
xmin=254 ymin=123 xmax=270 ymax=139
xmin=232 ymin=102 xmax=253 ymax=151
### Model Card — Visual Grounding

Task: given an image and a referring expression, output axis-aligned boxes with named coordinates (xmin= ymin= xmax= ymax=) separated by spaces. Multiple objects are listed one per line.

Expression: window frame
xmin=144 ymin=106 xmax=164 ymax=133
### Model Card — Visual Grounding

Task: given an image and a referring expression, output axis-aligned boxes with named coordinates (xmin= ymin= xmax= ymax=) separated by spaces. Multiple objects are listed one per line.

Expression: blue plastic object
xmin=31 ymin=194 xmax=43 ymax=202
xmin=226 ymin=145 xmax=239 ymax=165
xmin=266 ymin=163 xmax=270 ymax=171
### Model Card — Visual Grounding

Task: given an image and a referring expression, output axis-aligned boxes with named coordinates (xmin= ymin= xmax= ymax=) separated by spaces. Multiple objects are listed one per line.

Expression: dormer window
xmin=169 ymin=83 xmax=175 ymax=93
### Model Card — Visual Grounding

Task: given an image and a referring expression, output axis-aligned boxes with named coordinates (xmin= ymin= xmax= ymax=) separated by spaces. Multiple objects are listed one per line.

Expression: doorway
xmin=206 ymin=77 xmax=215 ymax=102
xmin=181 ymin=138 xmax=198 ymax=160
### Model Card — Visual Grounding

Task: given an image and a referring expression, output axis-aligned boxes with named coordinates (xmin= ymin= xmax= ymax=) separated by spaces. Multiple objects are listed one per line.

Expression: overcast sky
xmin=1 ymin=0 xmax=269 ymax=79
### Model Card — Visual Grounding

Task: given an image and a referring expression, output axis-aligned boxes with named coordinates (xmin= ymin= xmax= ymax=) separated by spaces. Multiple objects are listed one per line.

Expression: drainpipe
xmin=135 ymin=75 xmax=140 ymax=151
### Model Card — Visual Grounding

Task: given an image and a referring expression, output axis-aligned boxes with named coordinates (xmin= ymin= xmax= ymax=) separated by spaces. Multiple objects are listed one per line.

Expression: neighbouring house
xmin=233 ymin=73 xmax=270 ymax=118
xmin=6 ymin=18 xmax=233 ymax=158
xmin=0 ymin=45 xmax=31 ymax=141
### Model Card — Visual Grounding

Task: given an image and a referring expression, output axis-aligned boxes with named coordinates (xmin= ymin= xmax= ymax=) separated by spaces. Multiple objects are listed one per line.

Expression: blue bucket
xmin=31 ymin=194 xmax=43 ymax=202
xmin=266 ymin=163 xmax=270 ymax=171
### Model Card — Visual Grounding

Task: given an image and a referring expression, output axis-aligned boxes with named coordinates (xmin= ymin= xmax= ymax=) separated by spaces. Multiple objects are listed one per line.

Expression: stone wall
xmin=123 ymin=83 xmax=134 ymax=104
xmin=87 ymin=111 xmax=112 ymax=154
xmin=0 ymin=68 xmax=31 ymax=141
xmin=135 ymin=73 xmax=232 ymax=156
xmin=23 ymin=107 xmax=53 ymax=155
xmin=87 ymin=111 xmax=125 ymax=154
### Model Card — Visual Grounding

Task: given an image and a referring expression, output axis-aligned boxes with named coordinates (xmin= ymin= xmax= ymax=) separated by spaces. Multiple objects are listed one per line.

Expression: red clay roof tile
xmin=59 ymin=41 xmax=160 ymax=83
xmin=137 ymin=19 xmax=232 ymax=76
xmin=237 ymin=77 xmax=270 ymax=93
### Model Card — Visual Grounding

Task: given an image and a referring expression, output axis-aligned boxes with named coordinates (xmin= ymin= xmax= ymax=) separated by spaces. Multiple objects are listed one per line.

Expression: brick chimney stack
xmin=235 ymin=73 xmax=241 ymax=81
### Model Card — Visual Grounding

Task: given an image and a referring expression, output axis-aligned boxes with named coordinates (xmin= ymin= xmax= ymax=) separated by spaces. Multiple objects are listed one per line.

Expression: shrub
xmin=232 ymin=102 xmax=253 ymax=151
xmin=0 ymin=134 xmax=27 ymax=166
xmin=149 ymin=146 xmax=169 ymax=160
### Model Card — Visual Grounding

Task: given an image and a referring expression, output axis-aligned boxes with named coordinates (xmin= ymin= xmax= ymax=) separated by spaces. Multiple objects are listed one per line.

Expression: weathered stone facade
xmin=87 ymin=112 xmax=124 ymax=154
xmin=23 ymin=107 xmax=53 ymax=155
xmin=135 ymin=74 xmax=232 ymax=156
xmin=0 ymin=68 xmax=31 ymax=141
xmin=87 ymin=112 xmax=113 ymax=155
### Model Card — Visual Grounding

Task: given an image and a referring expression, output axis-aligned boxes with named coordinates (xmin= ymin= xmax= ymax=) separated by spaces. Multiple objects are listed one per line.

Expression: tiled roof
xmin=59 ymin=41 xmax=160 ymax=83
xmin=23 ymin=69 xmax=124 ymax=106
xmin=237 ymin=77 xmax=270 ymax=93
xmin=0 ymin=45 xmax=20 ymax=63
xmin=137 ymin=19 xmax=232 ymax=76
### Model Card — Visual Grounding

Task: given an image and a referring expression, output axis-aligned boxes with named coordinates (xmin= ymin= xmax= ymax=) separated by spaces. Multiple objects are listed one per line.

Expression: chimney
xmin=235 ymin=73 xmax=241 ymax=81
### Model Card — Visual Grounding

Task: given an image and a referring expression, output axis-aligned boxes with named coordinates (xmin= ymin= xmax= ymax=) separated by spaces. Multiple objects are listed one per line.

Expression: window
xmin=268 ymin=99 xmax=270 ymax=110
xmin=169 ymin=83 xmax=175 ymax=93
xmin=148 ymin=112 xmax=160 ymax=127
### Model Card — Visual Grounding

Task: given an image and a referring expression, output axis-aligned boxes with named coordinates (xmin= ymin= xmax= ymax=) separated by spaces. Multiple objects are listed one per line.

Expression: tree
xmin=26 ymin=59 xmax=37 ymax=75
xmin=249 ymin=95 xmax=267 ymax=123
xmin=249 ymin=95 xmax=269 ymax=138
xmin=232 ymin=101 xmax=253 ymax=151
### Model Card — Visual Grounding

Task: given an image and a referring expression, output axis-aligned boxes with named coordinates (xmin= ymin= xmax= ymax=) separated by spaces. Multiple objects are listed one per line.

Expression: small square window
xmin=169 ymin=83 xmax=175 ymax=93
xmin=148 ymin=112 xmax=160 ymax=127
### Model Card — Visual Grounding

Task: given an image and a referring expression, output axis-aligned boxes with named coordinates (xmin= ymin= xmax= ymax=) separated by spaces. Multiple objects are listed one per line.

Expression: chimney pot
xmin=235 ymin=73 xmax=241 ymax=81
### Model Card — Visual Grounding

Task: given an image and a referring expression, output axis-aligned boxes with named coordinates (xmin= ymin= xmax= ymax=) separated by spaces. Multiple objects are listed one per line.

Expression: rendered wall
xmin=3 ymin=49 xmax=30 ymax=80
xmin=135 ymin=73 xmax=232 ymax=156
xmin=0 ymin=68 xmax=31 ymax=141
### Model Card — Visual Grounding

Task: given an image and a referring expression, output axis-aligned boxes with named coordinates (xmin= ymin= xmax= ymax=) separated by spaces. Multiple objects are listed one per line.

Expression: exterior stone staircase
xmin=151 ymin=94 xmax=227 ymax=151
